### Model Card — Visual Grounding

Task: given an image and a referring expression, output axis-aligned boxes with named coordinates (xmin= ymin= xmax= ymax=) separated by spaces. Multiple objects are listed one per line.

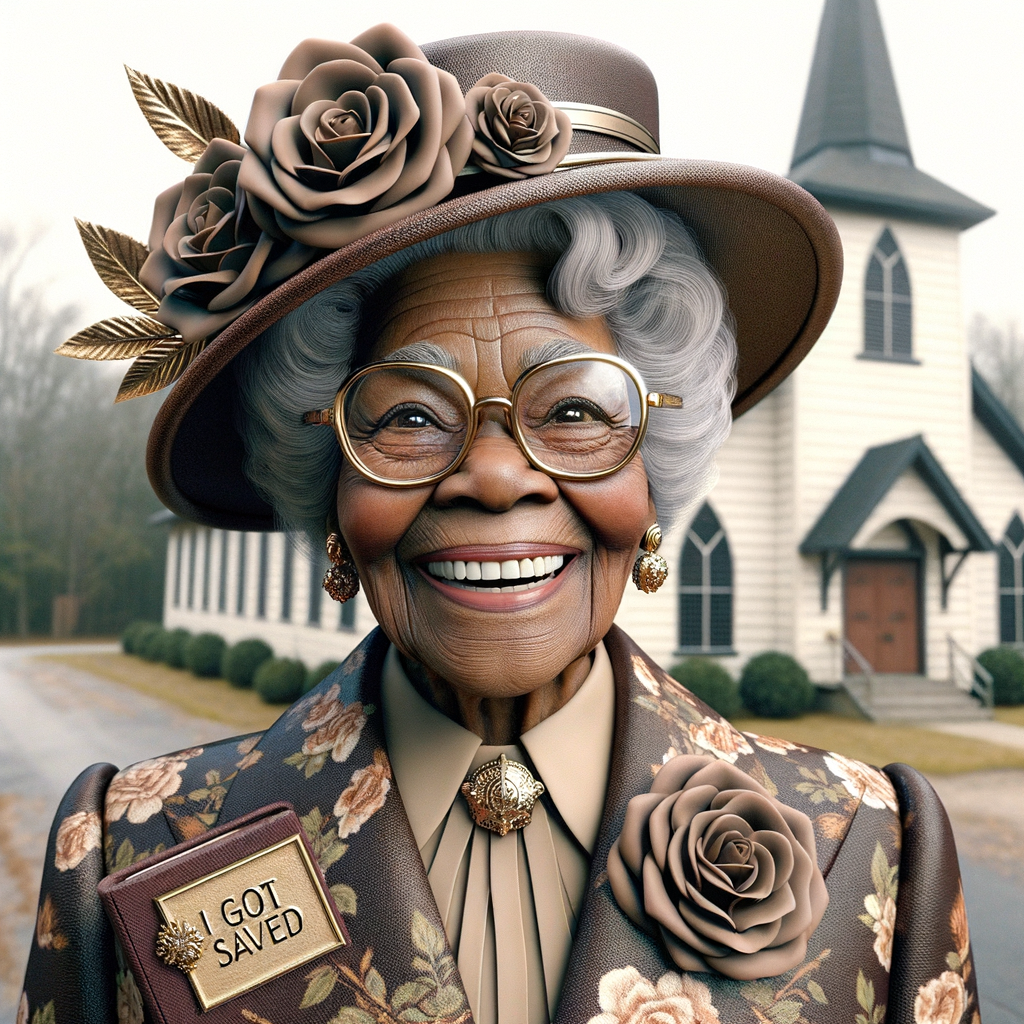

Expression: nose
xmin=432 ymin=405 xmax=559 ymax=511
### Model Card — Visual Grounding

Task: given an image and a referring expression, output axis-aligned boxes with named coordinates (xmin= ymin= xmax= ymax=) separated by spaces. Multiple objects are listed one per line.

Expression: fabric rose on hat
xmin=466 ymin=73 xmax=572 ymax=179
xmin=607 ymin=755 xmax=828 ymax=980
xmin=140 ymin=138 xmax=312 ymax=344
xmin=238 ymin=25 xmax=474 ymax=249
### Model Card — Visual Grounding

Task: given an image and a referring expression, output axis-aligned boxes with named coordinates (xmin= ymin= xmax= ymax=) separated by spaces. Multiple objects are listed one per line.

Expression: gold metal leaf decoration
xmin=115 ymin=337 xmax=208 ymax=403
xmin=55 ymin=316 xmax=179 ymax=361
xmin=125 ymin=65 xmax=240 ymax=163
xmin=75 ymin=219 xmax=159 ymax=314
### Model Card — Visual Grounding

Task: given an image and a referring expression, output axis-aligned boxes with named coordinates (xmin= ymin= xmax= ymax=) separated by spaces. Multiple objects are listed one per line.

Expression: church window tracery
xmin=864 ymin=226 xmax=913 ymax=360
xmin=678 ymin=503 xmax=733 ymax=652
xmin=999 ymin=513 xmax=1024 ymax=644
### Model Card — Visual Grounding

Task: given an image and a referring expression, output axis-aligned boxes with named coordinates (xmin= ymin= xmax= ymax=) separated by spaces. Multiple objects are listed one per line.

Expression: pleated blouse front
xmin=381 ymin=644 xmax=615 ymax=1024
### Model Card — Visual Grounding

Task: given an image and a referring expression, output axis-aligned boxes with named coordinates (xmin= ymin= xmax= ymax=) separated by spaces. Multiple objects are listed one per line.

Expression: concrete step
xmin=841 ymin=674 xmax=993 ymax=722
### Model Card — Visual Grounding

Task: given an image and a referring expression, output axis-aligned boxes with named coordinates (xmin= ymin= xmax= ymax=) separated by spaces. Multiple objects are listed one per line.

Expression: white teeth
xmin=424 ymin=554 xmax=569 ymax=589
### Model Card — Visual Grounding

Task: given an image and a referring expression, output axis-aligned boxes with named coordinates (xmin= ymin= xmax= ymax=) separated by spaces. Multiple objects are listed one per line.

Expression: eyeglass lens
xmin=342 ymin=359 xmax=643 ymax=481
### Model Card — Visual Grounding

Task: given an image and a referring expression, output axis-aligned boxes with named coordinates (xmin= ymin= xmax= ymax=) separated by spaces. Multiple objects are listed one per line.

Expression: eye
xmin=547 ymin=398 xmax=609 ymax=424
xmin=379 ymin=404 xmax=437 ymax=430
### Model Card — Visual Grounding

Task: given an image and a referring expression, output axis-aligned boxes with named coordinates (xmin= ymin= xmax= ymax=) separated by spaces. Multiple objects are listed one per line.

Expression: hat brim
xmin=148 ymin=157 xmax=842 ymax=530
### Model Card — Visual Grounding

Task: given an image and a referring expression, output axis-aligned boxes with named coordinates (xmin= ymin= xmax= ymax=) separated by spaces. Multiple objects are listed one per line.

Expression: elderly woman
xmin=22 ymin=25 xmax=977 ymax=1024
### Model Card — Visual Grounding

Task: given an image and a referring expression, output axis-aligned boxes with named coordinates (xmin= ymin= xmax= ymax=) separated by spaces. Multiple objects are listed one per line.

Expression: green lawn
xmin=44 ymin=652 xmax=283 ymax=732
xmin=40 ymin=653 xmax=1024 ymax=775
xmin=994 ymin=705 xmax=1024 ymax=727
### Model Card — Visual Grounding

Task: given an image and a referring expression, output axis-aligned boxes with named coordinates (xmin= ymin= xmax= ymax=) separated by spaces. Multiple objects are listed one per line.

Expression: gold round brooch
xmin=155 ymin=919 xmax=204 ymax=973
xmin=461 ymin=753 xmax=545 ymax=837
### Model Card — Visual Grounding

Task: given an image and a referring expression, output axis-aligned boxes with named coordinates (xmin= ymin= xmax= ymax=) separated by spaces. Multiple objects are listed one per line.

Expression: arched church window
xmin=864 ymin=226 xmax=912 ymax=360
xmin=999 ymin=513 xmax=1024 ymax=644
xmin=678 ymin=503 xmax=733 ymax=652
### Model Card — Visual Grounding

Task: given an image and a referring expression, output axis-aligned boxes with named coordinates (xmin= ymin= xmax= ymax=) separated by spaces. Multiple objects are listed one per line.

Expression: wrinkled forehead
xmin=364 ymin=250 xmax=617 ymax=384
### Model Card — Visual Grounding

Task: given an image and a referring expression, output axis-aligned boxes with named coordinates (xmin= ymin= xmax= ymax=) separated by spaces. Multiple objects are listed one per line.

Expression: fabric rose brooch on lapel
xmin=607 ymin=755 xmax=828 ymax=980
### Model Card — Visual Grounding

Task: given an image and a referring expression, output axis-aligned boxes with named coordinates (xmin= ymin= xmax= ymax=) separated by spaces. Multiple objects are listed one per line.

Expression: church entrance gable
xmin=843 ymin=558 xmax=921 ymax=673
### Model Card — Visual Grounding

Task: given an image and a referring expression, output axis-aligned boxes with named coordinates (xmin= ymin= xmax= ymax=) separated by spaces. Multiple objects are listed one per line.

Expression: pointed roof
xmin=799 ymin=435 xmax=992 ymax=554
xmin=789 ymin=0 xmax=993 ymax=230
xmin=972 ymin=368 xmax=1024 ymax=476
xmin=792 ymin=0 xmax=910 ymax=167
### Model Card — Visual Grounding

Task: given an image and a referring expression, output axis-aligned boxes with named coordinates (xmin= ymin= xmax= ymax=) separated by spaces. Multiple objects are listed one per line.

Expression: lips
xmin=425 ymin=554 xmax=565 ymax=591
xmin=413 ymin=545 xmax=578 ymax=608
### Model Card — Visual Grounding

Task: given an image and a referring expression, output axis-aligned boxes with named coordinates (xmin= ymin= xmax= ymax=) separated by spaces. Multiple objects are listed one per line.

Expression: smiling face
xmin=336 ymin=250 xmax=656 ymax=704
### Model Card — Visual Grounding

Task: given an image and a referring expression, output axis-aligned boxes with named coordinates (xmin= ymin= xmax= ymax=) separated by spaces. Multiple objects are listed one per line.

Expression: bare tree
xmin=0 ymin=228 xmax=165 ymax=636
xmin=970 ymin=313 xmax=1024 ymax=424
xmin=0 ymin=231 xmax=79 ymax=634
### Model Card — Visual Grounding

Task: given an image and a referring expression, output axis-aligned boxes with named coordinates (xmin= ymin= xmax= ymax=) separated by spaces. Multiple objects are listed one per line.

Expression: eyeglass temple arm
xmin=647 ymin=393 xmax=683 ymax=409
xmin=303 ymin=409 xmax=335 ymax=425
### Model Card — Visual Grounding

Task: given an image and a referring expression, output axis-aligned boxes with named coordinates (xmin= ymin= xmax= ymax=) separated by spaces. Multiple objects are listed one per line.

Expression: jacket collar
xmin=214 ymin=626 xmax=676 ymax=1021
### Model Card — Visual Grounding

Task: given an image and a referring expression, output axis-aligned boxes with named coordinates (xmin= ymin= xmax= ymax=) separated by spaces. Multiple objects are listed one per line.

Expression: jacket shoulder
xmin=104 ymin=729 xmax=268 ymax=866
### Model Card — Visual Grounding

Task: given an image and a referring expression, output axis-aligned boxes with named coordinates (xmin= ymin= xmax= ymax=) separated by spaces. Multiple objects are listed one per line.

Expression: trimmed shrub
xmin=222 ymin=639 xmax=274 ymax=689
xmin=139 ymin=627 xmax=170 ymax=662
xmin=669 ymin=658 xmax=742 ymax=719
xmin=977 ymin=647 xmax=1024 ymax=706
xmin=739 ymin=651 xmax=815 ymax=719
xmin=184 ymin=633 xmax=226 ymax=678
xmin=122 ymin=620 xmax=159 ymax=655
xmin=162 ymin=628 xmax=192 ymax=670
xmin=305 ymin=660 xmax=341 ymax=693
xmin=254 ymin=658 xmax=307 ymax=704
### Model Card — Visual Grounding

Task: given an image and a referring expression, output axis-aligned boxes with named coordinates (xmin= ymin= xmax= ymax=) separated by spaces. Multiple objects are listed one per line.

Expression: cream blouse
xmin=382 ymin=644 xmax=615 ymax=1024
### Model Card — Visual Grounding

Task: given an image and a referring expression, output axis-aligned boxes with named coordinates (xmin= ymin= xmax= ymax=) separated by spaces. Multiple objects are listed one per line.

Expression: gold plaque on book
xmin=154 ymin=834 xmax=346 ymax=1010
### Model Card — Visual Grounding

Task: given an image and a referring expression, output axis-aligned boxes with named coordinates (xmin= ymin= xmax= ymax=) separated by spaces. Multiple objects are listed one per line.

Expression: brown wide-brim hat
xmin=148 ymin=30 xmax=842 ymax=531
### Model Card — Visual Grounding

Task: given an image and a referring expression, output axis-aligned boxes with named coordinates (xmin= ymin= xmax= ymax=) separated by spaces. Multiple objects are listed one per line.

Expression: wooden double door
xmin=843 ymin=558 xmax=921 ymax=674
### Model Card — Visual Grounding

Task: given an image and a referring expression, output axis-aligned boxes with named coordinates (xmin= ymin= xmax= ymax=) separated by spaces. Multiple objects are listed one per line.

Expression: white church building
xmin=161 ymin=0 xmax=1024 ymax=717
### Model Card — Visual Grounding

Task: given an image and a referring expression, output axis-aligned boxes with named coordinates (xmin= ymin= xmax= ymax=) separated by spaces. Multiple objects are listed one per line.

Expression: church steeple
xmin=789 ymin=0 xmax=993 ymax=230
xmin=792 ymin=0 xmax=911 ymax=169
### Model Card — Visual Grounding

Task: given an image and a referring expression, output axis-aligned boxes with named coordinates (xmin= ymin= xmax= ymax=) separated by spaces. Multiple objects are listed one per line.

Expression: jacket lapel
xmin=554 ymin=626 xmax=685 ymax=1022
xmin=219 ymin=628 xmax=474 ymax=1024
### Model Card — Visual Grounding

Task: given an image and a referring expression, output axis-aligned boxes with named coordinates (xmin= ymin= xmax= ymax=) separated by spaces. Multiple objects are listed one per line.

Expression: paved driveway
xmin=928 ymin=770 xmax=1024 ymax=1024
xmin=0 ymin=644 xmax=228 ymax=1021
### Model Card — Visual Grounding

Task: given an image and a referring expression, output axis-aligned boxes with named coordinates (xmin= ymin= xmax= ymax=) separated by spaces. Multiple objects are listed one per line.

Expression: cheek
xmin=335 ymin=471 xmax=430 ymax=566
xmin=558 ymin=459 xmax=652 ymax=554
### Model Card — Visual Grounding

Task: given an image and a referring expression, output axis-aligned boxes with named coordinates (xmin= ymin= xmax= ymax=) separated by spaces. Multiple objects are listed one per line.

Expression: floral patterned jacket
xmin=19 ymin=627 xmax=979 ymax=1024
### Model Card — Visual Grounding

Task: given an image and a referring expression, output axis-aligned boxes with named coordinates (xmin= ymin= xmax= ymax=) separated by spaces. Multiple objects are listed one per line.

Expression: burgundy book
xmin=98 ymin=803 xmax=350 ymax=1023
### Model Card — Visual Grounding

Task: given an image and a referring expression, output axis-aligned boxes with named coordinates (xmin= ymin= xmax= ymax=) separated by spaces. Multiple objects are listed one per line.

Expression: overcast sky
xmin=3 ymin=0 xmax=1021 ymax=334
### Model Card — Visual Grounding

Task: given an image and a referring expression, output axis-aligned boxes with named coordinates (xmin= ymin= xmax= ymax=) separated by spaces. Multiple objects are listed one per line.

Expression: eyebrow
xmin=380 ymin=342 xmax=458 ymax=369
xmin=517 ymin=339 xmax=593 ymax=375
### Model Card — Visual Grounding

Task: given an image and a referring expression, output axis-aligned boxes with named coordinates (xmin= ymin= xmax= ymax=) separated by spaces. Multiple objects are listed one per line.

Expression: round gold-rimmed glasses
xmin=302 ymin=353 xmax=682 ymax=487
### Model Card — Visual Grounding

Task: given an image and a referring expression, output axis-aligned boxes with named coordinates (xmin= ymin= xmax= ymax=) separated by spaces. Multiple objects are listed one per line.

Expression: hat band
xmin=553 ymin=102 xmax=660 ymax=155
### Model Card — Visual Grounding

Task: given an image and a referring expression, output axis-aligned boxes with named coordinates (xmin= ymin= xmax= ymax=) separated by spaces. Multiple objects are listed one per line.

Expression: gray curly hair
xmin=235 ymin=192 xmax=737 ymax=543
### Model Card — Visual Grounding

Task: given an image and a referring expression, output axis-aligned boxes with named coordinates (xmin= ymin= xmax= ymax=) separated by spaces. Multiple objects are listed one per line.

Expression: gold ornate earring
xmin=632 ymin=524 xmax=668 ymax=593
xmin=323 ymin=532 xmax=360 ymax=603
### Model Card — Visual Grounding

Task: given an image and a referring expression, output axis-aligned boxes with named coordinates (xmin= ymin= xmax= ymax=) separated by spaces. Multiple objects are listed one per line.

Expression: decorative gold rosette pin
xmin=155 ymin=919 xmax=205 ymax=973
xmin=461 ymin=753 xmax=545 ymax=836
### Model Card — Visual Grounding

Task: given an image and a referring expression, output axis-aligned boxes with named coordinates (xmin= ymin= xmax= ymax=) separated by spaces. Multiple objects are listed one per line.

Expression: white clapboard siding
xmin=616 ymin=385 xmax=791 ymax=673
xmin=164 ymin=527 xmax=374 ymax=666
xmin=968 ymin=419 xmax=1024 ymax=652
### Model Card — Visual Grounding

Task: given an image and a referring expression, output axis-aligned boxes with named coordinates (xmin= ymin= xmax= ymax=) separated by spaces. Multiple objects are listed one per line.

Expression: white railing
xmin=827 ymin=633 xmax=875 ymax=704
xmin=947 ymin=635 xmax=994 ymax=707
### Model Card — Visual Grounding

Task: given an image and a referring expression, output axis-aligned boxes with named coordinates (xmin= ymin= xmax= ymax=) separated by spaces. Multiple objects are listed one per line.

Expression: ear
xmin=646 ymin=492 xmax=658 ymax=534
